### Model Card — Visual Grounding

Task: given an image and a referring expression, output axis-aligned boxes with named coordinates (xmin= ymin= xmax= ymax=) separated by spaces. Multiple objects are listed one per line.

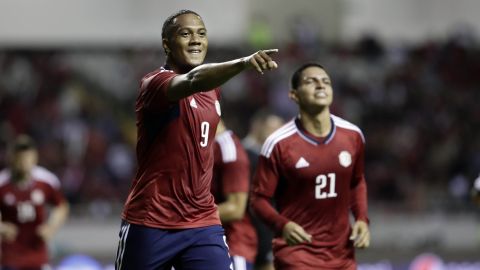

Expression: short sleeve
xmin=220 ymin=142 xmax=250 ymax=195
xmin=140 ymin=70 xmax=177 ymax=111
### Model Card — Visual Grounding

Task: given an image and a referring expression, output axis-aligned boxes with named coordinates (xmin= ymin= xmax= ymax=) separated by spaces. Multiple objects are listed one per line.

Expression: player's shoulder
xmin=215 ymin=130 xmax=238 ymax=163
xmin=31 ymin=166 xmax=61 ymax=189
xmin=141 ymin=67 xmax=176 ymax=89
xmin=215 ymin=130 xmax=233 ymax=142
xmin=260 ymin=120 xmax=297 ymax=158
xmin=332 ymin=114 xmax=365 ymax=143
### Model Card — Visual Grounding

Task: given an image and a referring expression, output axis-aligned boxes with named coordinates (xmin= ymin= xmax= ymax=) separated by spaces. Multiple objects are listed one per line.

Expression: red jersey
xmin=122 ymin=67 xmax=221 ymax=229
xmin=0 ymin=166 xmax=65 ymax=268
xmin=250 ymin=115 xmax=369 ymax=270
xmin=212 ymin=130 xmax=257 ymax=262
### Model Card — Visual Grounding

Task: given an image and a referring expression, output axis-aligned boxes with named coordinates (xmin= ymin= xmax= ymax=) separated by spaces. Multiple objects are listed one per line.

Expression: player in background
xmin=250 ymin=63 xmax=370 ymax=269
xmin=116 ymin=9 xmax=278 ymax=270
xmin=242 ymin=109 xmax=284 ymax=270
xmin=0 ymin=134 xmax=69 ymax=270
xmin=211 ymin=120 xmax=257 ymax=270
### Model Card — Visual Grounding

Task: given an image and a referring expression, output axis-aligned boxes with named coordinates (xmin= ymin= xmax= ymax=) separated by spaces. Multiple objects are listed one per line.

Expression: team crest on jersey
xmin=31 ymin=189 xmax=45 ymax=205
xmin=190 ymin=97 xmax=198 ymax=108
xmin=4 ymin=193 xmax=15 ymax=205
xmin=215 ymin=100 xmax=221 ymax=116
xmin=338 ymin=151 xmax=352 ymax=167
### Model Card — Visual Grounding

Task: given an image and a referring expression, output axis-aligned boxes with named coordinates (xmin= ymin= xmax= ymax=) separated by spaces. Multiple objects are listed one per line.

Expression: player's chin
xmin=186 ymin=55 xmax=205 ymax=67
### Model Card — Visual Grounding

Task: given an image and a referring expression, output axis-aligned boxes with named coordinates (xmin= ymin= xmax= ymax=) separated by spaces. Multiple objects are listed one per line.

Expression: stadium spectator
xmin=242 ymin=109 xmax=284 ymax=270
xmin=0 ymin=134 xmax=69 ymax=270
xmin=212 ymin=120 xmax=257 ymax=270
xmin=115 ymin=9 xmax=278 ymax=270
xmin=250 ymin=63 xmax=370 ymax=269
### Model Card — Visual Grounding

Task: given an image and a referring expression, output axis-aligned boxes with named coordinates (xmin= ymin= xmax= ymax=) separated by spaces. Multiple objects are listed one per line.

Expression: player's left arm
xmin=349 ymin=135 xmax=370 ymax=248
xmin=37 ymin=185 xmax=69 ymax=241
xmin=217 ymin=192 xmax=248 ymax=222
xmin=217 ymin=138 xmax=251 ymax=223
xmin=37 ymin=200 xmax=69 ymax=241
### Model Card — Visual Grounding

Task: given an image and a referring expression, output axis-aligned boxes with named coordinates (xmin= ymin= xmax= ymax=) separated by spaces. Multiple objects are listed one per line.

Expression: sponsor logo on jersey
xmin=295 ymin=157 xmax=310 ymax=168
xmin=339 ymin=151 xmax=352 ymax=167
xmin=215 ymin=100 xmax=221 ymax=116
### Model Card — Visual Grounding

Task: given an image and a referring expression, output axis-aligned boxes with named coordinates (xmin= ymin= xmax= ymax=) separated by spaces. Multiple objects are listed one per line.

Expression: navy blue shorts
xmin=115 ymin=221 xmax=232 ymax=270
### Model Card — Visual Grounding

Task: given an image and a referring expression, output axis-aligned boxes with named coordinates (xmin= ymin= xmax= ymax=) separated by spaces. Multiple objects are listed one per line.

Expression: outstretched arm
xmin=167 ymin=49 xmax=278 ymax=101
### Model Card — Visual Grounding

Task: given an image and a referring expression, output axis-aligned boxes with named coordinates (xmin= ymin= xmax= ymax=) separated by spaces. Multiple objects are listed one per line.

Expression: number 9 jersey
xmin=122 ymin=67 xmax=221 ymax=229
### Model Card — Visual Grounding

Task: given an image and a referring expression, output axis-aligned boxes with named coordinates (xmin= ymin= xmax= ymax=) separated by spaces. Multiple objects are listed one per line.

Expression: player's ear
xmin=289 ymin=89 xmax=299 ymax=103
xmin=162 ymin=39 xmax=170 ymax=55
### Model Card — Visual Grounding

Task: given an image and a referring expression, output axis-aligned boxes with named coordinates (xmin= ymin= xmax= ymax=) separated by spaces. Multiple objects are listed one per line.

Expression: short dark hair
xmin=290 ymin=63 xmax=325 ymax=89
xmin=162 ymin=9 xmax=201 ymax=40
xmin=12 ymin=134 xmax=36 ymax=152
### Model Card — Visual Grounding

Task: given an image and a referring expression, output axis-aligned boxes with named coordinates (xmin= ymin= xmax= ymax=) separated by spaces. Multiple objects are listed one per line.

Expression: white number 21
xmin=200 ymin=121 xmax=210 ymax=147
xmin=315 ymin=173 xmax=337 ymax=199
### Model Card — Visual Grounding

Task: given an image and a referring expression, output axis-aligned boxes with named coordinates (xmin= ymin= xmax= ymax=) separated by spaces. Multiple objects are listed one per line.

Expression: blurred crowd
xmin=0 ymin=31 xmax=479 ymax=217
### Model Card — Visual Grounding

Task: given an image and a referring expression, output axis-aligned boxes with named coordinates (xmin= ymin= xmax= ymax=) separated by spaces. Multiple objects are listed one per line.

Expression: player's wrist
xmin=275 ymin=218 xmax=291 ymax=234
xmin=356 ymin=217 xmax=370 ymax=225
xmin=239 ymin=57 xmax=250 ymax=70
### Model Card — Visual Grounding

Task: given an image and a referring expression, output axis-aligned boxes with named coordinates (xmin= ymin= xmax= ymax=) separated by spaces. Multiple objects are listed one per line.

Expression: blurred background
xmin=0 ymin=0 xmax=479 ymax=269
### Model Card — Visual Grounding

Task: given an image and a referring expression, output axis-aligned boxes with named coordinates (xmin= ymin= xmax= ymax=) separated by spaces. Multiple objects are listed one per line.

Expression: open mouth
xmin=187 ymin=49 xmax=202 ymax=54
xmin=314 ymin=91 xmax=328 ymax=98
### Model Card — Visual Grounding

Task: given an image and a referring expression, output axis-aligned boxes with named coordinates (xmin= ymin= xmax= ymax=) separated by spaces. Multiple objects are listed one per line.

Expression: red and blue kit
xmin=116 ymin=67 xmax=231 ymax=270
xmin=122 ymin=67 xmax=222 ymax=229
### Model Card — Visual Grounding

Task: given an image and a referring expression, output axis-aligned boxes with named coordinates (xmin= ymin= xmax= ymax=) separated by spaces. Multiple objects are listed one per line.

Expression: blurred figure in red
xmin=211 ymin=120 xmax=257 ymax=270
xmin=0 ymin=134 xmax=69 ymax=270
xmin=242 ymin=109 xmax=284 ymax=270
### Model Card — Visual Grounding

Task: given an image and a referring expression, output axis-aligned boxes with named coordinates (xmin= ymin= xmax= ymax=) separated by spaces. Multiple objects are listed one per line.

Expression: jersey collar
xmin=294 ymin=116 xmax=336 ymax=146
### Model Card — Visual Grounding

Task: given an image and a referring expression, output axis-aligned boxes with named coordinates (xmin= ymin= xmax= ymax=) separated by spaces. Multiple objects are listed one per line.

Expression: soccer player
xmin=250 ymin=63 xmax=370 ymax=270
xmin=242 ymin=109 xmax=284 ymax=270
xmin=0 ymin=134 xmax=69 ymax=270
xmin=211 ymin=120 xmax=257 ymax=270
xmin=115 ymin=9 xmax=278 ymax=270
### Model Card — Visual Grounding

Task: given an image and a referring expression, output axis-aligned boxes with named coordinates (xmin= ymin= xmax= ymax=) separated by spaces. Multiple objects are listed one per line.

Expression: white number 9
xmin=200 ymin=121 xmax=210 ymax=147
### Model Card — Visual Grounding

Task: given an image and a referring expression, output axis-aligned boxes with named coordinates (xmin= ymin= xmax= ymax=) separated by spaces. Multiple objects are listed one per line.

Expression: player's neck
xmin=165 ymin=59 xmax=193 ymax=74
xmin=11 ymin=171 xmax=32 ymax=188
xmin=299 ymin=109 xmax=331 ymax=137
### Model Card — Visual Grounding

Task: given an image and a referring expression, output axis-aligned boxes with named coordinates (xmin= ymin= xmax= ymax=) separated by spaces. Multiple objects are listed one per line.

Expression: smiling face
xmin=289 ymin=66 xmax=333 ymax=113
xmin=163 ymin=13 xmax=208 ymax=72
